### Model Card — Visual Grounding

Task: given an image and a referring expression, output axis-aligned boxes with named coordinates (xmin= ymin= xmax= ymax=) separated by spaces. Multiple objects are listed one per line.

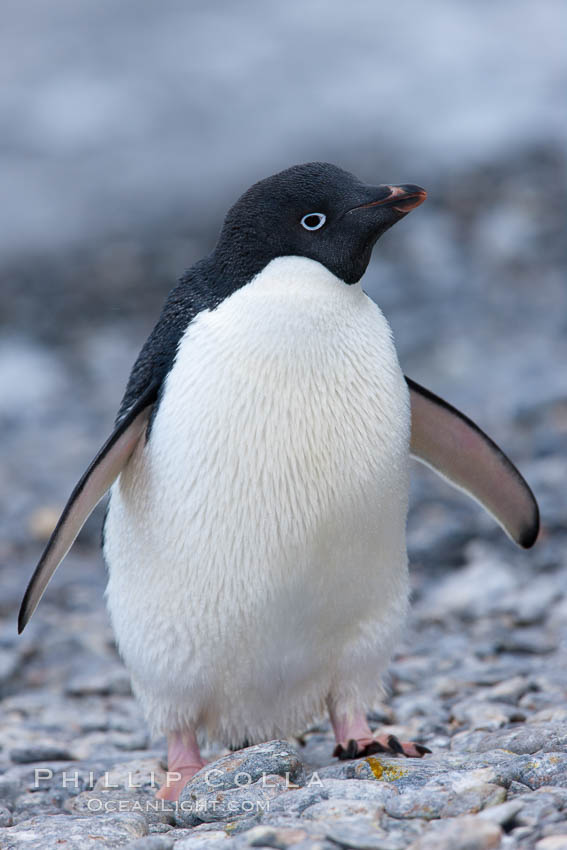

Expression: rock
xmin=302 ymin=799 xmax=384 ymax=822
xmin=384 ymin=777 xmax=506 ymax=821
xmin=513 ymin=788 xmax=567 ymax=827
xmin=511 ymin=754 xmax=567 ymax=789
xmin=27 ymin=505 xmax=60 ymax=541
xmin=244 ymin=824 xmax=313 ymax=848
xmin=65 ymin=665 xmax=132 ymax=696
xmin=452 ymin=725 xmax=567 ymax=755
xmin=476 ymin=798 xmax=523 ymax=827
xmin=124 ymin=836 xmax=175 ymax=849
xmin=314 ymin=760 xmax=380 ymax=781
xmin=10 ymin=745 xmax=73 ymax=763
xmin=177 ymin=774 xmax=288 ymax=825
xmin=0 ymin=776 xmax=21 ymax=802
xmin=182 ymin=741 xmax=305 ymax=795
xmin=536 ymin=837 xmax=567 ymax=850
xmin=176 ymin=740 xmax=305 ymax=825
xmin=450 ymin=700 xmax=525 ymax=731
xmin=479 ymin=675 xmax=532 ymax=704
xmin=325 ymin=818 xmax=407 ymax=850
xmin=0 ymin=812 xmax=148 ymax=849
xmin=175 ymin=831 xmax=232 ymax=849
xmin=66 ymin=757 xmax=174 ymax=826
xmin=493 ymin=630 xmax=557 ymax=655
xmin=407 ymin=815 xmax=502 ymax=849
xmin=420 ymin=550 xmax=517 ymax=619
xmin=0 ymin=805 xmax=13 ymax=827
xmin=0 ymin=648 xmax=18 ymax=686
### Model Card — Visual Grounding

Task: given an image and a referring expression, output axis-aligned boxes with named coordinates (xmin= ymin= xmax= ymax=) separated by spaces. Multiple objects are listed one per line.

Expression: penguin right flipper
xmin=406 ymin=377 xmax=540 ymax=549
xmin=18 ymin=382 xmax=158 ymax=634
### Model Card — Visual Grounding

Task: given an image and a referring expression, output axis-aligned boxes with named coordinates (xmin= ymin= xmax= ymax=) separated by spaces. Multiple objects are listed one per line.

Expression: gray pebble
xmin=301 ymin=799 xmax=383 ymax=822
xmin=124 ymin=836 xmax=175 ymax=850
xmin=450 ymin=700 xmax=526 ymax=731
xmin=175 ymin=831 xmax=233 ymax=849
xmin=407 ymin=814 xmax=502 ymax=849
xmin=0 ymin=805 xmax=13 ymax=827
xmin=10 ymin=745 xmax=73 ymax=763
xmin=477 ymin=799 xmax=524 ymax=827
xmin=324 ymin=818 xmax=407 ymax=850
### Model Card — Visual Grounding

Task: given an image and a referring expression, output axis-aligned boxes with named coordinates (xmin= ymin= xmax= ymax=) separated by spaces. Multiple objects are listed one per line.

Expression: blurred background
xmin=0 ymin=2 xmax=565 ymax=679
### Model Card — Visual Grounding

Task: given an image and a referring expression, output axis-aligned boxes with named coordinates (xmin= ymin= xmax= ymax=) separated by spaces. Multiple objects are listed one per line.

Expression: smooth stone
xmin=0 ymin=649 xmax=18 ymax=685
xmin=302 ymin=799 xmax=383 ymax=822
xmin=514 ymin=788 xmax=567 ymax=827
xmin=452 ymin=725 xmax=567 ymax=755
xmin=0 ymin=812 xmax=148 ymax=849
xmin=450 ymin=700 xmax=525 ymax=731
xmin=476 ymin=799 xmax=524 ymax=827
xmin=536 ymin=837 xmax=567 ymax=850
xmin=177 ymin=775 xmax=288 ymax=826
xmin=324 ymin=818 xmax=407 ymax=850
xmin=479 ymin=676 xmax=532 ymax=704
xmin=10 ymin=745 xmax=73 ymax=763
xmin=0 ymin=805 xmax=13 ymax=827
xmin=181 ymin=741 xmax=305 ymax=796
xmin=65 ymin=666 xmax=132 ymax=696
xmin=406 ymin=815 xmax=502 ymax=849
xmin=175 ymin=831 xmax=235 ymax=849
xmin=245 ymin=824 xmax=313 ymax=847
xmin=123 ymin=836 xmax=175 ymax=850
xmin=0 ymin=776 xmax=21 ymax=802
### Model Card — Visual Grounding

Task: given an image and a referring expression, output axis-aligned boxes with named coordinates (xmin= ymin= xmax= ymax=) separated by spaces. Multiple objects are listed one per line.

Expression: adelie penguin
xmin=19 ymin=162 xmax=540 ymax=800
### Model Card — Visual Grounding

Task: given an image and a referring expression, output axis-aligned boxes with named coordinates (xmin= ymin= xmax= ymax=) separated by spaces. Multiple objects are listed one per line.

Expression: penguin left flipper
xmin=406 ymin=377 xmax=540 ymax=549
xmin=18 ymin=382 xmax=157 ymax=634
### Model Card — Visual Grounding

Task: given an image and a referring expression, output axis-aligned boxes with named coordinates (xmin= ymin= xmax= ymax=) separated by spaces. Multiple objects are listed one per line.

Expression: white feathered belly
xmin=104 ymin=257 xmax=410 ymax=743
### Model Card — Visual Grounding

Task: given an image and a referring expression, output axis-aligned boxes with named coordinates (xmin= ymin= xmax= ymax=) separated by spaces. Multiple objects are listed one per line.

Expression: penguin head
xmin=216 ymin=162 xmax=426 ymax=285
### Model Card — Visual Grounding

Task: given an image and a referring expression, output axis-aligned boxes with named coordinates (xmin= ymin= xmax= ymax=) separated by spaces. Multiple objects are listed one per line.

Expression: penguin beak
xmin=355 ymin=184 xmax=428 ymax=214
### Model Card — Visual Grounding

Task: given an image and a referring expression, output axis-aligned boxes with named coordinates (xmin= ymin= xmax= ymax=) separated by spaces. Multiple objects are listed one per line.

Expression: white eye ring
xmin=301 ymin=212 xmax=326 ymax=231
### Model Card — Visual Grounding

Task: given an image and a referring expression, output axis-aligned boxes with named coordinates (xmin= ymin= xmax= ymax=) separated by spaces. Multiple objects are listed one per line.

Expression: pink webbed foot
xmin=156 ymin=729 xmax=206 ymax=801
xmin=329 ymin=705 xmax=431 ymax=761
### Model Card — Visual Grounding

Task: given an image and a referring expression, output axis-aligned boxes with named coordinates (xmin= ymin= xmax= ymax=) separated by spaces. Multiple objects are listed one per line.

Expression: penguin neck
xmin=201 ymin=239 xmax=276 ymax=304
xmin=183 ymin=248 xmax=355 ymax=309
xmin=245 ymin=256 xmax=362 ymax=307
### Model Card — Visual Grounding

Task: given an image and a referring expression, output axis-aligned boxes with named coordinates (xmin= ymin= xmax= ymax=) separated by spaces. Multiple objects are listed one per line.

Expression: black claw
xmin=361 ymin=741 xmax=386 ymax=756
xmin=345 ymin=738 xmax=359 ymax=759
xmin=415 ymin=744 xmax=432 ymax=756
xmin=387 ymin=735 xmax=404 ymax=754
xmin=334 ymin=743 xmax=354 ymax=760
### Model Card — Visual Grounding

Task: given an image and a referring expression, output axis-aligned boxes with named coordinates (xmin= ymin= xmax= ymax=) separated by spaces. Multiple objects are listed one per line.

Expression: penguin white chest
xmin=104 ymin=256 xmax=410 ymax=741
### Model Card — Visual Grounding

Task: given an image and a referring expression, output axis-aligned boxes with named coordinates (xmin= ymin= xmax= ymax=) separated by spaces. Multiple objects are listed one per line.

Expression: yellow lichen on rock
xmin=365 ymin=757 xmax=407 ymax=781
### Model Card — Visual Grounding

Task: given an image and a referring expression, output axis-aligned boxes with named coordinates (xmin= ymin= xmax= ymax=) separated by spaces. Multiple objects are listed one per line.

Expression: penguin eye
xmin=301 ymin=213 xmax=326 ymax=231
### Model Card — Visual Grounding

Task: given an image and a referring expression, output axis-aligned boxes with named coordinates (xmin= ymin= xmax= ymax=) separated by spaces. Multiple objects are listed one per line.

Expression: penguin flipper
xmin=18 ymin=384 xmax=157 ymax=633
xmin=406 ymin=376 xmax=539 ymax=549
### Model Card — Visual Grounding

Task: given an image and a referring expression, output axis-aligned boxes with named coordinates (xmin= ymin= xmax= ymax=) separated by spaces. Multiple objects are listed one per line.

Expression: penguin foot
xmin=155 ymin=765 xmax=203 ymax=801
xmin=156 ymin=729 xmax=206 ymax=801
xmin=333 ymin=734 xmax=431 ymax=760
xmin=328 ymin=702 xmax=431 ymax=762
